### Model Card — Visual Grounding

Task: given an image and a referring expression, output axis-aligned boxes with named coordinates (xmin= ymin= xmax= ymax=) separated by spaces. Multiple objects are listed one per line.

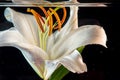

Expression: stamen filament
xmin=61 ymin=7 xmax=67 ymax=25
xmin=54 ymin=7 xmax=67 ymax=29
xmin=49 ymin=8 xmax=62 ymax=31
xmin=39 ymin=31 xmax=42 ymax=48
xmin=27 ymin=8 xmax=45 ymax=33
xmin=47 ymin=7 xmax=60 ymax=29
xmin=39 ymin=6 xmax=61 ymax=35
xmin=44 ymin=29 xmax=49 ymax=51
xmin=42 ymin=33 xmax=45 ymax=50
xmin=47 ymin=10 xmax=53 ymax=36
xmin=39 ymin=6 xmax=48 ymax=18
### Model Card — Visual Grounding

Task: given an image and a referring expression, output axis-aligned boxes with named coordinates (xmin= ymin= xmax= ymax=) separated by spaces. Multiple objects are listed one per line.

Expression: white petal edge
xmin=0 ymin=27 xmax=28 ymax=44
xmin=44 ymin=50 xmax=87 ymax=80
xmin=4 ymin=8 xmax=39 ymax=45
xmin=0 ymin=41 xmax=47 ymax=79
xmin=0 ymin=28 xmax=49 ymax=78
xmin=59 ymin=50 xmax=87 ymax=73
xmin=50 ymin=25 xmax=107 ymax=59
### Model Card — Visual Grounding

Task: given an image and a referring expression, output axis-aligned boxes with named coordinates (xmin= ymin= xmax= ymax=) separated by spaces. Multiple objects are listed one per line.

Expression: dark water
xmin=0 ymin=2 xmax=119 ymax=80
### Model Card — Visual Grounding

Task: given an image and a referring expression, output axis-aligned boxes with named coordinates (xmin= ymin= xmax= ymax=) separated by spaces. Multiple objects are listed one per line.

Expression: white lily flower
xmin=0 ymin=2 xmax=107 ymax=80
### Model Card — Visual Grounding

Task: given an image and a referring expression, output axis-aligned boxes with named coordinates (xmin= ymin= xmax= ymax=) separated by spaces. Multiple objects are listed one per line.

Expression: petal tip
xmin=95 ymin=25 xmax=107 ymax=47
xmin=4 ymin=7 xmax=13 ymax=22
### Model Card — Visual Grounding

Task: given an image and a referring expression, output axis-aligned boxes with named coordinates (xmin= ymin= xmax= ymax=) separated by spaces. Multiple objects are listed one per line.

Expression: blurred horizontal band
xmin=0 ymin=3 xmax=109 ymax=7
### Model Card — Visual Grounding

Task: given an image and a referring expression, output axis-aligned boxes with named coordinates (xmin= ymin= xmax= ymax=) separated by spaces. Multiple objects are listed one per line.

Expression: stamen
xmin=27 ymin=7 xmax=67 ymax=36
xmin=61 ymin=7 xmax=67 ymax=25
xmin=49 ymin=8 xmax=62 ymax=31
xmin=39 ymin=6 xmax=60 ymax=35
xmin=39 ymin=6 xmax=48 ymax=18
xmin=27 ymin=8 xmax=45 ymax=33
xmin=47 ymin=10 xmax=53 ymax=36
xmin=54 ymin=7 xmax=67 ymax=29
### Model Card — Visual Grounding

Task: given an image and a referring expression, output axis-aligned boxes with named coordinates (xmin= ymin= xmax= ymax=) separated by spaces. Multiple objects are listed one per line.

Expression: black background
xmin=0 ymin=0 xmax=120 ymax=80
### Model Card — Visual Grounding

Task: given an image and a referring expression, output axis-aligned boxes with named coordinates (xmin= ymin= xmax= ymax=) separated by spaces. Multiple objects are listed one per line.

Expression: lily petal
xmin=44 ymin=60 xmax=59 ymax=80
xmin=18 ymin=46 xmax=45 ymax=78
xmin=44 ymin=50 xmax=87 ymax=80
xmin=18 ymin=43 xmax=50 ymax=78
xmin=59 ymin=50 xmax=87 ymax=73
xmin=0 ymin=28 xmax=48 ymax=78
xmin=0 ymin=27 xmax=28 ymax=45
xmin=0 ymin=27 xmax=48 ymax=59
xmin=50 ymin=25 xmax=107 ymax=59
xmin=4 ymin=8 xmax=39 ymax=45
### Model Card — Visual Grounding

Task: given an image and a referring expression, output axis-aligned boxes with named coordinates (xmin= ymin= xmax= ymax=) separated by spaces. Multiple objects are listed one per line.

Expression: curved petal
xmin=17 ymin=43 xmax=47 ymax=78
xmin=19 ymin=47 xmax=45 ymax=78
xmin=59 ymin=50 xmax=87 ymax=73
xmin=43 ymin=50 xmax=87 ymax=80
xmin=0 ymin=28 xmax=48 ymax=78
xmin=0 ymin=27 xmax=28 ymax=45
xmin=50 ymin=25 xmax=107 ymax=59
xmin=4 ymin=8 xmax=39 ymax=45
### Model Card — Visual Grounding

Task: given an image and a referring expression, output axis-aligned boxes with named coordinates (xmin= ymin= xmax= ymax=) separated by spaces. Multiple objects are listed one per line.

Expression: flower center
xmin=27 ymin=6 xmax=67 ymax=36
xmin=27 ymin=6 xmax=67 ymax=50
